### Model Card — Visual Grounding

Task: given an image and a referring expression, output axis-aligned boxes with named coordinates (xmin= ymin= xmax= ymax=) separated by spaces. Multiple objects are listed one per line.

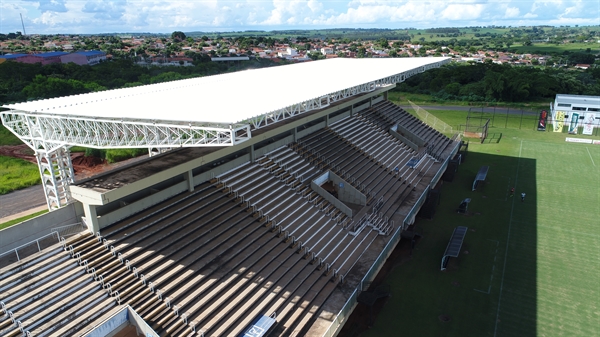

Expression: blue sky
xmin=1 ymin=0 xmax=599 ymax=34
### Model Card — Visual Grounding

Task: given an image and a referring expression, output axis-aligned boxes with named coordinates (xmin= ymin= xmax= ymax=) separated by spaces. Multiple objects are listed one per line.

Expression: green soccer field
xmin=358 ymin=112 xmax=600 ymax=337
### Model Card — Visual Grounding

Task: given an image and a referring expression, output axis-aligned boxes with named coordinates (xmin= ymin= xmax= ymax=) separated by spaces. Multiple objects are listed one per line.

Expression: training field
xmin=358 ymin=116 xmax=600 ymax=337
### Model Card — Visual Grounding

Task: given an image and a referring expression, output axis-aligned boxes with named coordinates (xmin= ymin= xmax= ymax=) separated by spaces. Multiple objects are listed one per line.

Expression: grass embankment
xmin=0 ymin=156 xmax=40 ymax=195
xmin=0 ymin=210 xmax=48 ymax=230
xmin=358 ymin=109 xmax=600 ymax=337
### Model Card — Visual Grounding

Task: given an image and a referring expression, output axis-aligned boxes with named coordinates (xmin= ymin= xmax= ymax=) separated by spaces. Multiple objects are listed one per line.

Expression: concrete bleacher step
xmin=101 ymin=183 xmax=218 ymax=239
xmin=26 ymin=290 xmax=115 ymax=336
xmin=215 ymin=260 xmax=318 ymax=337
xmin=0 ymin=232 xmax=91 ymax=288
xmin=176 ymin=241 xmax=300 ymax=336
xmin=12 ymin=275 xmax=103 ymax=335
xmin=202 ymin=254 xmax=314 ymax=337
xmin=171 ymin=236 xmax=293 ymax=328
xmin=133 ymin=217 xmax=271 ymax=320
xmin=270 ymin=274 xmax=337 ymax=336
xmin=286 ymin=280 xmax=340 ymax=337
xmin=0 ymin=245 xmax=63 ymax=282
xmin=108 ymin=192 xmax=235 ymax=264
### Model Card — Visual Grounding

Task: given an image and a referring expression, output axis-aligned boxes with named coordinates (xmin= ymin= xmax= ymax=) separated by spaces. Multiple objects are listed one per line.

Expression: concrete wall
xmin=390 ymin=128 xmax=419 ymax=151
xmin=83 ymin=305 xmax=159 ymax=337
xmin=329 ymin=171 xmax=367 ymax=206
xmin=329 ymin=110 xmax=352 ymax=125
xmin=395 ymin=124 xmax=426 ymax=147
xmin=372 ymin=95 xmax=384 ymax=105
xmin=254 ymin=136 xmax=294 ymax=159
xmin=310 ymin=171 xmax=366 ymax=218
xmin=353 ymin=102 xmax=371 ymax=114
xmin=98 ymin=180 xmax=188 ymax=229
xmin=297 ymin=121 xmax=327 ymax=139
xmin=0 ymin=202 xmax=84 ymax=255
xmin=192 ymin=155 xmax=251 ymax=186
xmin=311 ymin=178 xmax=354 ymax=218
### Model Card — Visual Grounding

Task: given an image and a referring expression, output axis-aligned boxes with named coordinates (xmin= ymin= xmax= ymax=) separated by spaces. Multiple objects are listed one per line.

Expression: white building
xmin=551 ymin=94 xmax=600 ymax=134
xmin=321 ymin=47 xmax=334 ymax=55
xmin=277 ymin=47 xmax=298 ymax=59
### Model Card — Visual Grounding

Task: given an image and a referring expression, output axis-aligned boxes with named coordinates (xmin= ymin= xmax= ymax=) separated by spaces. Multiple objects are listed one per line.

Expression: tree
xmin=171 ymin=31 xmax=186 ymax=41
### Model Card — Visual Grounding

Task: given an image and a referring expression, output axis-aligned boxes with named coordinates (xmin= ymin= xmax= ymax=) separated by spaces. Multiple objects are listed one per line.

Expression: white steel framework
xmin=1 ymin=57 xmax=449 ymax=211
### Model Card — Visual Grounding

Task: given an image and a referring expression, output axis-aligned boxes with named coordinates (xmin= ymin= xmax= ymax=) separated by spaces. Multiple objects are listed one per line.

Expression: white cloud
xmin=504 ymin=7 xmax=520 ymax=18
xmin=22 ymin=0 xmax=68 ymax=13
xmin=440 ymin=4 xmax=485 ymax=20
xmin=1 ymin=0 xmax=598 ymax=35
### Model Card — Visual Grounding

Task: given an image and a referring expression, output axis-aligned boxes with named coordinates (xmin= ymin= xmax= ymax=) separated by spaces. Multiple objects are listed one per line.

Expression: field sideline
xmin=357 ymin=109 xmax=599 ymax=337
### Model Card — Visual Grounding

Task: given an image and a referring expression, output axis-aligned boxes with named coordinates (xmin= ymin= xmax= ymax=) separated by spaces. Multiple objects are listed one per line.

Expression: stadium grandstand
xmin=0 ymin=57 xmax=461 ymax=337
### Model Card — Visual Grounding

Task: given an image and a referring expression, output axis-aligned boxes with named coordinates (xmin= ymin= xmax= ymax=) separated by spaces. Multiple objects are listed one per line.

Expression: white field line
xmin=586 ymin=147 xmax=596 ymax=166
xmin=474 ymin=239 xmax=500 ymax=294
xmin=494 ymin=140 xmax=522 ymax=337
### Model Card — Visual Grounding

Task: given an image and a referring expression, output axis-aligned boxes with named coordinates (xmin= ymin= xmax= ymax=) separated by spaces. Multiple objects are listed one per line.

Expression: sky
xmin=1 ymin=0 xmax=599 ymax=35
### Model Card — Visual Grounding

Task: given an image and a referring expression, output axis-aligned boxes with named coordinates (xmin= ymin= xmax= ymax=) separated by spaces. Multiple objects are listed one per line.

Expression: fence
xmin=50 ymin=222 xmax=87 ymax=238
xmin=408 ymin=100 xmax=454 ymax=134
xmin=462 ymin=107 xmax=600 ymax=136
xmin=0 ymin=231 xmax=60 ymax=269
xmin=463 ymin=106 xmax=540 ymax=131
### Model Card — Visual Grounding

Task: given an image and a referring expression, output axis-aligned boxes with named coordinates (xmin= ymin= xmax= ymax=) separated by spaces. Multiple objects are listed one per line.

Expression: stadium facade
xmin=0 ymin=57 xmax=462 ymax=337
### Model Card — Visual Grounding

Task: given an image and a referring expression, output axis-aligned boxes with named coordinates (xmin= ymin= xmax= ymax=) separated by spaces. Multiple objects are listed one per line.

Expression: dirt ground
xmin=0 ymin=144 xmax=114 ymax=179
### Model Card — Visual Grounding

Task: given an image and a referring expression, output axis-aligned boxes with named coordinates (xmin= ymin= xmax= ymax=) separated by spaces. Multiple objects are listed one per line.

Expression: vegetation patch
xmin=0 ymin=124 xmax=24 ymax=146
xmin=0 ymin=209 xmax=48 ymax=230
xmin=0 ymin=155 xmax=40 ymax=194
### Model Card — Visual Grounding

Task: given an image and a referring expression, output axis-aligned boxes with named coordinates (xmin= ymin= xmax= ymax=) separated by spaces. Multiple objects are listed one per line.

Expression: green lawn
xmin=511 ymin=42 xmax=600 ymax=54
xmin=360 ymin=110 xmax=600 ymax=337
xmin=0 ymin=209 xmax=48 ymax=230
xmin=0 ymin=155 xmax=40 ymax=194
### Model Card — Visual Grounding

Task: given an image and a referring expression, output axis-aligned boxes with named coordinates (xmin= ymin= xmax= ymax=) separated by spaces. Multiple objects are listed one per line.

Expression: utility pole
xmin=20 ymin=13 xmax=27 ymax=36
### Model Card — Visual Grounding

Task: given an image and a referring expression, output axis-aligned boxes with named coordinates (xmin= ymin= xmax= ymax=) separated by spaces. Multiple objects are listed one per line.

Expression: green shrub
xmin=0 ymin=124 xmax=24 ymax=146
xmin=0 ymin=156 xmax=40 ymax=194
xmin=84 ymin=148 xmax=106 ymax=159
xmin=104 ymin=148 xmax=148 ymax=163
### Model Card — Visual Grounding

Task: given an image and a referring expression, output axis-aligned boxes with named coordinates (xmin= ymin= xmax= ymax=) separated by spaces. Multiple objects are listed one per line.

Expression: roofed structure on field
xmin=1 ymin=57 xmax=450 ymax=211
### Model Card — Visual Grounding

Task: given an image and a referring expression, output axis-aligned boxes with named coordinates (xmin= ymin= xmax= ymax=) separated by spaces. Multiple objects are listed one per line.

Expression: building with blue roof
xmin=0 ymin=53 xmax=28 ymax=60
xmin=18 ymin=51 xmax=69 ymax=65
xmin=60 ymin=50 xmax=107 ymax=66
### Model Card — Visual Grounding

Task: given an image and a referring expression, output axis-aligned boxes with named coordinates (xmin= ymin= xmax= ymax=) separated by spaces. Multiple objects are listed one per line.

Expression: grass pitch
xmin=358 ymin=112 xmax=600 ymax=337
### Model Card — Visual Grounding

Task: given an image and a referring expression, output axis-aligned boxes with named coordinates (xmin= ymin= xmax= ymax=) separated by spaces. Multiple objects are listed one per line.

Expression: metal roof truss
xmin=1 ymin=111 xmax=250 ymax=151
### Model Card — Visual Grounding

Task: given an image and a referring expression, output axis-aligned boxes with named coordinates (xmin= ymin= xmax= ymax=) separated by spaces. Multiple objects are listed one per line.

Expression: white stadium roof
xmin=3 ymin=57 xmax=449 ymax=126
xmin=1 ymin=56 xmax=450 ymax=210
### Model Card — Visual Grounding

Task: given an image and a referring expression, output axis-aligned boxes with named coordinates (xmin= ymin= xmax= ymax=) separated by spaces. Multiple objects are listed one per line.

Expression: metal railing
xmin=0 ymin=231 xmax=60 ymax=266
xmin=50 ymin=222 xmax=87 ymax=238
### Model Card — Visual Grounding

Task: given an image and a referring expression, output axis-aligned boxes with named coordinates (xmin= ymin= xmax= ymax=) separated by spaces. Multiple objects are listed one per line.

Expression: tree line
xmin=397 ymin=63 xmax=600 ymax=103
xmin=0 ymin=58 xmax=279 ymax=104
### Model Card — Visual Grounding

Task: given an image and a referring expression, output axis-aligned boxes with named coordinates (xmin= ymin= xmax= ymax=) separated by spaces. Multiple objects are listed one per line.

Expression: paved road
xmin=0 ymin=184 xmax=46 ymax=219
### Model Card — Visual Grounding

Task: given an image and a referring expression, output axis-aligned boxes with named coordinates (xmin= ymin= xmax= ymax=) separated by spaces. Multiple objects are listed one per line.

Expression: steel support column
xmin=36 ymin=146 xmax=75 ymax=210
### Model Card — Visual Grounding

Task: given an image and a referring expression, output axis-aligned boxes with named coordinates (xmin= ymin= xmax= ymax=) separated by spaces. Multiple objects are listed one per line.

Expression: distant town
xmin=0 ymin=26 xmax=598 ymax=68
